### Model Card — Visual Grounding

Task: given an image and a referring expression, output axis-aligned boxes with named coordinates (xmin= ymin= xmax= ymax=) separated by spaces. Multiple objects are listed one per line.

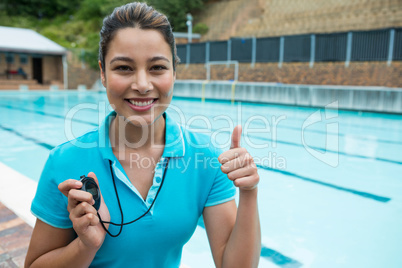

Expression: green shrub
xmin=193 ymin=23 xmax=208 ymax=35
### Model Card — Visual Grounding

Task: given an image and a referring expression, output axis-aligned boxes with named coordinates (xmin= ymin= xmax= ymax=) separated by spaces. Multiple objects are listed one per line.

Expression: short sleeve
xmin=204 ymin=150 xmax=236 ymax=207
xmin=31 ymin=151 xmax=72 ymax=229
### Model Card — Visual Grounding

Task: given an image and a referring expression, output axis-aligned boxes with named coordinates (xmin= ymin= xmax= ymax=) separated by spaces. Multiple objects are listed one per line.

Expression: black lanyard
xmin=98 ymin=157 xmax=170 ymax=237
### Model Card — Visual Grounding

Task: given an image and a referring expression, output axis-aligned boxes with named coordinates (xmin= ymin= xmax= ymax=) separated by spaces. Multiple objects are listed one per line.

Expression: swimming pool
xmin=0 ymin=90 xmax=401 ymax=268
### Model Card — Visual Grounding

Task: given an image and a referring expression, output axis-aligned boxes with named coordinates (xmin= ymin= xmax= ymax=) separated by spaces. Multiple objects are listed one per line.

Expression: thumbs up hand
xmin=218 ymin=125 xmax=259 ymax=191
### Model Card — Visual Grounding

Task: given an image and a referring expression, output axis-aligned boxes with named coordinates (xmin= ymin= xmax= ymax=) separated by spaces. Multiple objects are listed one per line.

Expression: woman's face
xmin=100 ymin=27 xmax=175 ymax=127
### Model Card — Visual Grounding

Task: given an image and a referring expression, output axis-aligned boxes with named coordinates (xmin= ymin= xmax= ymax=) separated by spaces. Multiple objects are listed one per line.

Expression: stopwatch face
xmin=79 ymin=176 xmax=101 ymax=210
xmin=86 ymin=182 xmax=99 ymax=198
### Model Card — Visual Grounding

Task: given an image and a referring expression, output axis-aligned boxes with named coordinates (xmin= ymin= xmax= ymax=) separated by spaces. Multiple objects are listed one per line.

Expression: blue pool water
xmin=0 ymin=90 xmax=402 ymax=267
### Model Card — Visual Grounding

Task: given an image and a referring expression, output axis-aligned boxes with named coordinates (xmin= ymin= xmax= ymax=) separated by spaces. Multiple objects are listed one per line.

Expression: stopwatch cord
xmin=98 ymin=158 xmax=170 ymax=237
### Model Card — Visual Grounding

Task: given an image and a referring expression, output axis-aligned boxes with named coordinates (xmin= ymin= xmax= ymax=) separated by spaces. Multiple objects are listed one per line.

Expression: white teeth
xmin=128 ymin=99 xmax=154 ymax=106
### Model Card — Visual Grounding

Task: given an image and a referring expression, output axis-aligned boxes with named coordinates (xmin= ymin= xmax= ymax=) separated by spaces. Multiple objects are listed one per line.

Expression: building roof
xmin=0 ymin=26 xmax=67 ymax=55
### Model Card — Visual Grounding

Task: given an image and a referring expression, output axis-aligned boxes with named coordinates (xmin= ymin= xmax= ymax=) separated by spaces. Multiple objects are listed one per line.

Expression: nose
xmin=132 ymin=70 xmax=152 ymax=94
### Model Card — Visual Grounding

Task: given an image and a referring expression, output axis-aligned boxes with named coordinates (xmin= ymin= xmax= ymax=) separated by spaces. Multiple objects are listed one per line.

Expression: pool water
xmin=0 ymin=90 xmax=401 ymax=268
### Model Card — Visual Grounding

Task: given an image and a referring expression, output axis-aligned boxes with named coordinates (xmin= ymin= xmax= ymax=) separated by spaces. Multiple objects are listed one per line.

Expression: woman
xmin=25 ymin=2 xmax=260 ymax=267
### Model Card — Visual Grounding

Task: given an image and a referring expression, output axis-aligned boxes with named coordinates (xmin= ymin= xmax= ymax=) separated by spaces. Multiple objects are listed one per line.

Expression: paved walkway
xmin=0 ymin=202 xmax=32 ymax=268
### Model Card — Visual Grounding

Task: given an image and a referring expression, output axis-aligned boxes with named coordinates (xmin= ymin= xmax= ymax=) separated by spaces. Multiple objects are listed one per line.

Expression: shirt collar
xmin=98 ymin=111 xmax=115 ymax=161
xmin=163 ymin=112 xmax=185 ymax=158
xmin=98 ymin=111 xmax=185 ymax=161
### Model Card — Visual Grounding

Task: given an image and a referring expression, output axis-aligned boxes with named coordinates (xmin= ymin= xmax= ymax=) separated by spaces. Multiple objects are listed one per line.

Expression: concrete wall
xmin=67 ymin=63 xmax=99 ymax=90
xmin=176 ymin=61 xmax=402 ymax=88
xmin=173 ymin=80 xmax=402 ymax=114
xmin=65 ymin=51 xmax=100 ymax=90
xmin=43 ymin=55 xmax=63 ymax=86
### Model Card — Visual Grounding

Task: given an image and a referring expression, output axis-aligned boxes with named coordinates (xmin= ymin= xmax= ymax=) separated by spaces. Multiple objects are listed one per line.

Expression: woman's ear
xmin=99 ymin=60 xmax=106 ymax=87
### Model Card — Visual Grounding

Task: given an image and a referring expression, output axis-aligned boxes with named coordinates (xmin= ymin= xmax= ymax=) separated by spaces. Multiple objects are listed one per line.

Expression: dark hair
xmin=99 ymin=2 xmax=180 ymax=72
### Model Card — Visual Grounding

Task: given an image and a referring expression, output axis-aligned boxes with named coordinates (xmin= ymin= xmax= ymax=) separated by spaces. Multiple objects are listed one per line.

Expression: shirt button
xmin=156 ymin=177 xmax=162 ymax=183
xmin=147 ymin=198 xmax=154 ymax=204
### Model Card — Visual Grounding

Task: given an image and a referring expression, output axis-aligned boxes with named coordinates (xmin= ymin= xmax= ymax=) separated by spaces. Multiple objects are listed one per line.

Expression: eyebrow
xmin=109 ymin=56 xmax=133 ymax=65
xmin=149 ymin=56 xmax=170 ymax=63
xmin=109 ymin=56 xmax=170 ymax=65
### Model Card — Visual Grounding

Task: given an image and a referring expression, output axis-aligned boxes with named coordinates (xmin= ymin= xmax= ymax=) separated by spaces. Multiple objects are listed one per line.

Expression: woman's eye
xmin=151 ymin=65 xmax=167 ymax=71
xmin=115 ymin=65 xmax=131 ymax=71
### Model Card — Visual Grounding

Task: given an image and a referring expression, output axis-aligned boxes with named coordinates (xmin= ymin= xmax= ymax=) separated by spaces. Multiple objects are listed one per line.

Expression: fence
xmin=177 ymin=28 xmax=402 ymax=67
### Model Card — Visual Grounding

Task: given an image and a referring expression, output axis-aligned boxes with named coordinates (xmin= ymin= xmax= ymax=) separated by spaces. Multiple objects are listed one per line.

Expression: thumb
xmin=230 ymin=125 xmax=242 ymax=149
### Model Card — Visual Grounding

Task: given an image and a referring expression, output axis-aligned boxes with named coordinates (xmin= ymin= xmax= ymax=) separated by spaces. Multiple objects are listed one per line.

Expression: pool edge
xmin=0 ymin=162 xmax=36 ymax=227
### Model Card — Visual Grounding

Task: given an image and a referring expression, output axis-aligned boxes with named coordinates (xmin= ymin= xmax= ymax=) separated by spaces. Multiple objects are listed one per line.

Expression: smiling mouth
xmin=126 ymin=98 xmax=157 ymax=107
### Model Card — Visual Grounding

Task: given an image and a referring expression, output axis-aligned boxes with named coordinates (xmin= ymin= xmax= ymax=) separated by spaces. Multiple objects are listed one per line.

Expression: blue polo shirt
xmin=31 ymin=111 xmax=236 ymax=267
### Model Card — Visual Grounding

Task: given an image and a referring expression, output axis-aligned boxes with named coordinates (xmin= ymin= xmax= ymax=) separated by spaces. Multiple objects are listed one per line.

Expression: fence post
xmin=234 ymin=61 xmax=239 ymax=81
xmin=205 ymin=42 xmax=210 ymax=65
xmin=387 ymin=29 xmax=395 ymax=66
xmin=63 ymin=54 xmax=68 ymax=90
xmin=251 ymin=37 xmax=256 ymax=68
xmin=279 ymin=36 xmax=284 ymax=68
xmin=345 ymin=32 xmax=353 ymax=67
xmin=186 ymin=43 xmax=190 ymax=68
xmin=227 ymin=39 xmax=232 ymax=66
xmin=310 ymin=34 xmax=315 ymax=68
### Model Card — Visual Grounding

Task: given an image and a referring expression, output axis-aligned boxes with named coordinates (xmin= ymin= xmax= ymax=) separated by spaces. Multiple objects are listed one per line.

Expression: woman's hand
xmin=58 ymin=172 xmax=110 ymax=250
xmin=208 ymin=126 xmax=261 ymax=267
xmin=218 ymin=125 xmax=259 ymax=191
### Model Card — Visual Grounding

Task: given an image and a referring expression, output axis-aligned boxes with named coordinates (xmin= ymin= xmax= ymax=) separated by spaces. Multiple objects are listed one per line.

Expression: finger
xmin=233 ymin=175 xmax=259 ymax=189
xmin=77 ymin=212 xmax=100 ymax=228
xmin=220 ymin=152 xmax=253 ymax=173
xmin=226 ymin=165 xmax=255 ymax=181
xmin=230 ymin=125 xmax=242 ymax=149
xmin=218 ymin=147 xmax=248 ymax=164
xmin=67 ymin=189 xmax=94 ymax=212
xmin=70 ymin=201 xmax=97 ymax=219
xmin=58 ymin=179 xmax=83 ymax=197
xmin=72 ymin=210 xmax=99 ymax=231
xmin=70 ymin=202 xmax=99 ymax=231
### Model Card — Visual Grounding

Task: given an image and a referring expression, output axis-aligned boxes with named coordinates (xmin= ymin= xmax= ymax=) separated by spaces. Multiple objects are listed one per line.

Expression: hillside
xmin=198 ymin=0 xmax=402 ymax=41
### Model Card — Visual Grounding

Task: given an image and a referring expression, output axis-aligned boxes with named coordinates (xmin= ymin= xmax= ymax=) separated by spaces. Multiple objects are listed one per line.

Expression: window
xmin=20 ymin=54 xmax=28 ymax=64
xmin=6 ymin=53 xmax=14 ymax=64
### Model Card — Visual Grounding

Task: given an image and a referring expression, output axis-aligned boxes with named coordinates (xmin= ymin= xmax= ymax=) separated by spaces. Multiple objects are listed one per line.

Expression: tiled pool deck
xmin=0 ymin=163 xmax=35 ymax=268
xmin=0 ymin=202 xmax=32 ymax=268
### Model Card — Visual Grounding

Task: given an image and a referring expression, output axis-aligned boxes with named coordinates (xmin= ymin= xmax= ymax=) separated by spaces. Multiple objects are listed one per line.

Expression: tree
xmin=3 ymin=0 xmax=80 ymax=19
xmin=149 ymin=0 xmax=207 ymax=32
